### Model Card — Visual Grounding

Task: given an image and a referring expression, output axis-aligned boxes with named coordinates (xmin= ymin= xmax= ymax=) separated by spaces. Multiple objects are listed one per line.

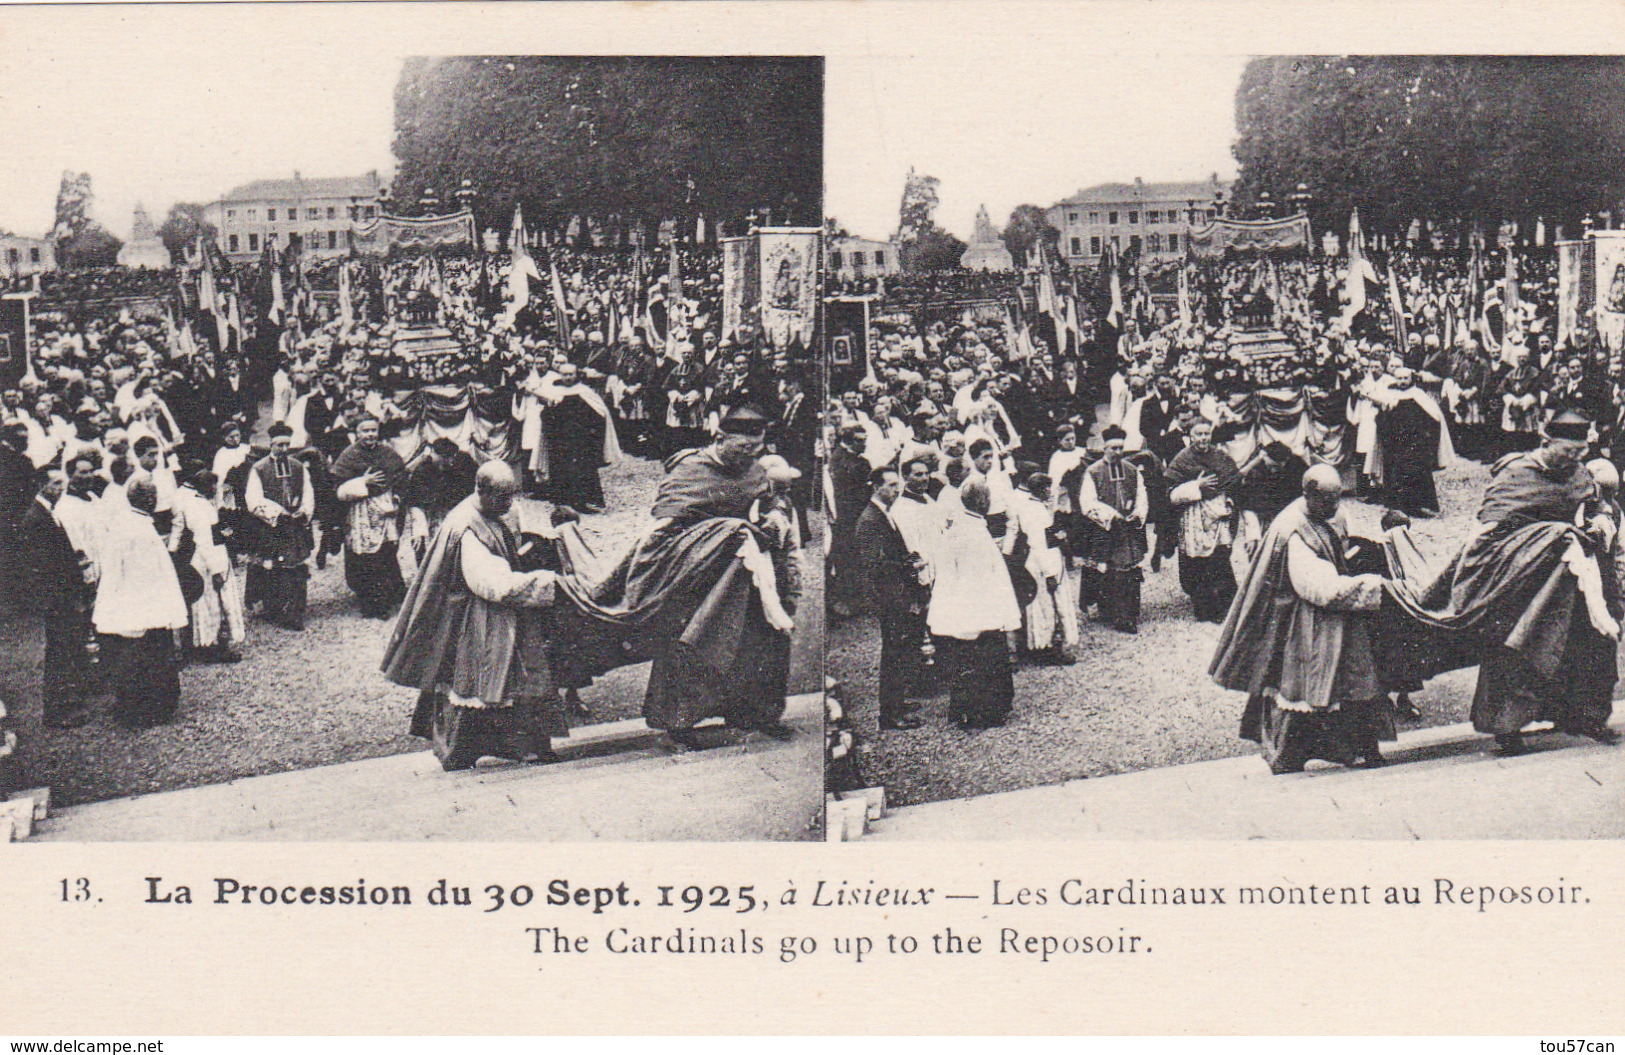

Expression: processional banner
xmin=1591 ymin=231 xmax=1625 ymax=353
xmin=353 ymin=210 xmax=477 ymax=256
xmin=721 ymin=236 xmax=755 ymax=341
xmin=1188 ymin=214 xmax=1313 ymax=258
xmin=758 ymin=227 xmax=821 ymax=348
xmin=1557 ymin=240 xmax=1584 ymax=347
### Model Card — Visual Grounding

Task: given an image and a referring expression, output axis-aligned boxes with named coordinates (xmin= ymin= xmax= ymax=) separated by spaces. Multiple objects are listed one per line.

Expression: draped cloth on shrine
xmin=391 ymin=384 xmax=516 ymax=463
xmin=1210 ymin=386 xmax=1350 ymax=467
xmin=352 ymin=210 xmax=477 ymax=256
xmin=1187 ymin=214 xmax=1313 ymax=258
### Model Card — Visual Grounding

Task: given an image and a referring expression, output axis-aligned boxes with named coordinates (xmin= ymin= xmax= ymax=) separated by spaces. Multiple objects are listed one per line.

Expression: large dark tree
xmin=391 ymin=57 xmax=823 ymax=239
xmin=892 ymin=169 xmax=966 ymax=271
xmin=49 ymin=171 xmax=122 ymax=268
xmin=1232 ymin=56 xmax=1625 ymax=244
xmin=910 ymin=228 xmax=968 ymax=272
xmin=1002 ymin=203 xmax=1060 ymax=263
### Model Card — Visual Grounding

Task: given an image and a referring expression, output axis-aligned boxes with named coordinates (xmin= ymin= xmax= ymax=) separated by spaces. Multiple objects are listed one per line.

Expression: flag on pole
xmin=164 ymin=303 xmax=181 ymax=354
xmin=1064 ymin=293 xmax=1081 ymax=356
xmin=666 ymin=238 xmax=684 ymax=361
xmin=548 ymin=249 xmax=571 ymax=346
xmin=197 ymin=237 xmax=219 ymax=318
xmin=1105 ymin=244 xmax=1124 ymax=329
xmin=1466 ymin=224 xmax=1484 ymax=330
xmin=227 ymin=290 xmax=245 ymax=353
xmin=1177 ymin=263 xmax=1192 ymax=330
xmin=1386 ymin=260 xmax=1408 ymax=349
xmin=197 ymin=239 xmax=229 ymax=351
xmin=269 ymin=252 xmax=285 ymax=326
xmin=1504 ymin=243 xmax=1523 ymax=344
xmin=338 ymin=260 xmax=354 ymax=335
xmin=1342 ymin=208 xmax=1380 ymax=322
xmin=176 ymin=318 xmax=198 ymax=361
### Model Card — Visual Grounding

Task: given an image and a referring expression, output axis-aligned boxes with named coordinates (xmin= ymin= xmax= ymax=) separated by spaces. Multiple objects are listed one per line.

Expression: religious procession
xmin=0 ymin=55 xmax=824 ymax=841
xmin=823 ymin=55 xmax=1624 ymax=831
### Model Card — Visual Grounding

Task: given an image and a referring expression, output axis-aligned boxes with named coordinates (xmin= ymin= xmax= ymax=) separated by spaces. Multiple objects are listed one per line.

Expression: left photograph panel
xmin=0 ymin=50 xmax=825 ymax=841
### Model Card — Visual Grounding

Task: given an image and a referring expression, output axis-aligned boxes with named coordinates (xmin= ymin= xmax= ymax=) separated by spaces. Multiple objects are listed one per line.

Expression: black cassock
xmin=1378 ymin=398 xmax=1441 ymax=515
xmin=545 ymin=394 xmax=608 ymax=510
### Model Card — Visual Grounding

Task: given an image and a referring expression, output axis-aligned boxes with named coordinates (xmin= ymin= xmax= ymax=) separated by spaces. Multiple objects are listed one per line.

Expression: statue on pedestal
xmin=117 ymin=203 xmax=172 ymax=269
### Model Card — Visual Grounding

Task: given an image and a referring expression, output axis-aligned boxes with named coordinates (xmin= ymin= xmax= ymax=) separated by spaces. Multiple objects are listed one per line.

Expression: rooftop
xmin=223 ymin=171 xmax=385 ymax=203
xmin=1055 ymin=175 xmax=1231 ymax=207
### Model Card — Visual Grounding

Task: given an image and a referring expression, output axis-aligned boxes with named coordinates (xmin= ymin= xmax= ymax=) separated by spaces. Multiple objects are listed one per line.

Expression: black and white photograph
xmin=0 ymin=47 xmax=826 ymax=841
xmin=3 ymin=1 xmax=1624 ymax=1043
xmin=823 ymin=54 xmax=1625 ymax=840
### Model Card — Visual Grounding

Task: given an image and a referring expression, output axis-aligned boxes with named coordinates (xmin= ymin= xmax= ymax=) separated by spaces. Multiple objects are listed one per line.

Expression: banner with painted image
xmin=758 ymin=227 xmax=821 ymax=347
xmin=824 ymin=296 xmax=870 ymax=390
xmin=720 ymin=235 xmax=755 ymax=341
xmin=1592 ymin=231 xmax=1625 ymax=352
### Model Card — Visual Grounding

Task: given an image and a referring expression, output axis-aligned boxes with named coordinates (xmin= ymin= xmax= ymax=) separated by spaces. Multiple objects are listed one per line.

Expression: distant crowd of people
xmin=827 ymin=240 xmax=1625 ymax=758
xmin=1 ymin=237 xmax=816 ymax=746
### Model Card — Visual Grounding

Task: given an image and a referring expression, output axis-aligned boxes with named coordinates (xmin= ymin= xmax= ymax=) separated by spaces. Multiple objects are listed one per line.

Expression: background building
xmin=827 ymin=235 xmax=900 ymax=284
xmin=205 ymin=171 xmax=387 ymax=262
xmin=0 ymin=232 xmax=56 ymax=278
xmin=1047 ymin=175 xmax=1231 ymax=266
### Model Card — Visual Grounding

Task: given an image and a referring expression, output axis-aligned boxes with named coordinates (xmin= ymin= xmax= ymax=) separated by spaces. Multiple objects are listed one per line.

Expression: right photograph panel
xmin=822 ymin=54 xmax=1625 ymax=840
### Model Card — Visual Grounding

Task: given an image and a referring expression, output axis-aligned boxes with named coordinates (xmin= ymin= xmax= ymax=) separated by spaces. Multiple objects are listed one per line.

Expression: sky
xmin=0 ymin=7 xmax=401 ymax=240
xmin=825 ymin=52 xmax=1250 ymax=242
xmin=0 ymin=3 xmax=1250 ymax=248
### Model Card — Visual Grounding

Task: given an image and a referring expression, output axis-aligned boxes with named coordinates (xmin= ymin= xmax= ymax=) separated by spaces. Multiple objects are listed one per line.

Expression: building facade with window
xmin=1046 ymin=175 xmax=1231 ymax=266
xmin=204 ymin=171 xmax=388 ymax=262
xmin=826 ymin=236 xmax=901 ymax=284
xmin=0 ymin=233 xmax=56 ymax=278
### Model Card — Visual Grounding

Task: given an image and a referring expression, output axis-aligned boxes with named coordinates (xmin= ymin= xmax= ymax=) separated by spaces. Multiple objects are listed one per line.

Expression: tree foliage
xmin=1002 ymin=203 xmax=1059 ymax=262
xmin=50 ymin=171 xmax=95 ymax=242
xmin=909 ymin=228 xmax=968 ymax=272
xmin=59 ymin=227 xmax=122 ymax=268
xmin=892 ymin=169 xmax=966 ymax=270
xmin=1232 ymin=56 xmax=1625 ymax=242
xmin=158 ymin=203 xmax=217 ymax=263
xmin=50 ymin=171 xmax=121 ymax=267
xmin=391 ymin=57 xmax=823 ymax=239
xmin=895 ymin=168 xmax=941 ymax=245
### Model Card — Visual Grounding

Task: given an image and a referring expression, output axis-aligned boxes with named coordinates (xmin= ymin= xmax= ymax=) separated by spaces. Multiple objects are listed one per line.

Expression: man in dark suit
xmin=854 ymin=467 xmax=928 ymax=731
xmin=17 ymin=472 xmax=94 ymax=727
xmin=1048 ymin=358 xmax=1091 ymax=432
xmin=0 ymin=422 xmax=39 ymax=611
xmin=826 ymin=423 xmax=874 ymax=618
xmin=772 ymin=368 xmax=817 ymax=521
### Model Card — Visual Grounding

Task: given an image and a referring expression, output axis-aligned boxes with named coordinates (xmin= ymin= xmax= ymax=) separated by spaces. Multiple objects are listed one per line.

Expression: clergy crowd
xmin=829 ymin=238 xmax=1622 ymax=767
xmin=1 ymin=238 xmax=816 ymax=752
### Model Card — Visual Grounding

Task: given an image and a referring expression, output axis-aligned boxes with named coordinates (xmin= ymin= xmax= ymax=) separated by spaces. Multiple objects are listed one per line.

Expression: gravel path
xmin=4 ymin=455 xmax=806 ymax=808
xmin=826 ymin=457 xmax=1614 ymax=809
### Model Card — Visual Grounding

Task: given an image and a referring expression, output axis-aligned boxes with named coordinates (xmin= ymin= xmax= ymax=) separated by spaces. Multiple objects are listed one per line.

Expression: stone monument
xmin=116 ymin=204 xmax=172 ymax=270
xmin=959 ymin=205 xmax=1014 ymax=271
